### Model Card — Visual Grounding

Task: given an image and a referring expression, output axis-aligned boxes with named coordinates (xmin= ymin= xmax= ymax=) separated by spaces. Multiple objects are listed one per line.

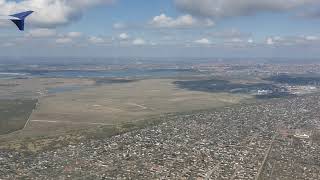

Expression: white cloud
xmin=113 ymin=22 xmax=127 ymax=29
xmin=119 ymin=33 xmax=129 ymax=40
xmin=194 ymin=38 xmax=211 ymax=45
xmin=204 ymin=19 xmax=215 ymax=27
xmin=305 ymin=35 xmax=319 ymax=41
xmin=67 ymin=31 xmax=82 ymax=38
xmin=175 ymin=0 xmax=317 ymax=18
xmin=151 ymin=14 xmax=193 ymax=28
xmin=208 ymin=29 xmax=251 ymax=39
xmin=56 ymin=37 xmax=72 ymax=44
xmin=132 ymin=38 xmax=146 ymax=45
xmin=0 ymin=0 xmax=115 ymax=28
xmin=230 ymin=38 xmax=243 ymax=43
xmin=26 ymin=29 xmax=82 ymax=44
xmin=266 ymin=37 xmax=279 ymax=45
xmin=150 ymin=13 xmax=214 ymax=28
xmin=265 ymin=35 xmax=320 ymax=46
xmin=88 ymin=36 xmax=105 ymax=44
xmin=26 ymin=28 xmax=56 ymax=38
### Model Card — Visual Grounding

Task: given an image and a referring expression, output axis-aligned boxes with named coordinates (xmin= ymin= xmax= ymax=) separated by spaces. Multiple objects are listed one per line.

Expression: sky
xmin=1 ymin=0 xmax=320 ymax=58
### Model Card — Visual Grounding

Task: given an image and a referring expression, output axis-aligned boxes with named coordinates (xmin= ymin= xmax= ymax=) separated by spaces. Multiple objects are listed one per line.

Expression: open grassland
xmin=0 ymin=78 xmax=94 ymax=99
xmin=20 ymin=79 xmax=251 ymax=136
xmin=0 ymin=99 xmax=37 ymax=135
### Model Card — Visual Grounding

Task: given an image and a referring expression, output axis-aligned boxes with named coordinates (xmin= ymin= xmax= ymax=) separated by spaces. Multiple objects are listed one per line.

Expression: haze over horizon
xmin=1 ymin=0 xmax=320 ymax=58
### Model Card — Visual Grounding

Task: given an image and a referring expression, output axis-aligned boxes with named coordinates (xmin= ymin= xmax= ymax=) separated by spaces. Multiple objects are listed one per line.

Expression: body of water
xmin=35 ymin=69 xmax=199 ymax=78
xmin=1 ymin=69 xmax=200 ymax=79
xmin=46 ymin=85 xmax=86 ymax=94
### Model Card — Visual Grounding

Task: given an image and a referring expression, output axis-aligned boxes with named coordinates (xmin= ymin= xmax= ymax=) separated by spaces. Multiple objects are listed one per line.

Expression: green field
xmin=0 ymin=99 xmax=37 ymax=135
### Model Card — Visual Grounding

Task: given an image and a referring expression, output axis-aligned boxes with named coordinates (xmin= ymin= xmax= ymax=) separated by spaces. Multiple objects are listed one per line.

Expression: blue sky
xmin=1 ymin=0 xmax=320 ymax=58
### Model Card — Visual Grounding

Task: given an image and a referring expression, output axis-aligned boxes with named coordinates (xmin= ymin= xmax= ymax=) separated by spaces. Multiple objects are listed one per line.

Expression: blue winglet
xmin=10 ymin=11 xmax=34 ymax=31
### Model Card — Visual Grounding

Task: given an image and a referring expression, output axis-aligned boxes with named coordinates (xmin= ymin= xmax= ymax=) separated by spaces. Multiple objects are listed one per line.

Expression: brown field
xmin=16 ymin=78 xmax=250 ymax=136
xmin=0 ymin=77 xmax=253 ymax=140
xmin=0 ymin=77 xmax=254 ymax=151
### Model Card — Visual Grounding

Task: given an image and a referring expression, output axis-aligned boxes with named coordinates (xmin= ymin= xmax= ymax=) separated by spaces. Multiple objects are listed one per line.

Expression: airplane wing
xmin=9 ymin=11 xmax=34 ymax=31
xmin=0 ymin=11 xmax=33 ymax=31
xmin=0 ymin=16 xmax=20 ymax=20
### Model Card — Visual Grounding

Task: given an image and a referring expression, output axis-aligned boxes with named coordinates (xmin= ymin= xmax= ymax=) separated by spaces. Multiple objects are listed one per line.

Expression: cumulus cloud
xmin=56 ymin=37 xmax=72 ymax=44
xmin=132 ymin=38 xmax=146 ymax=45
xmin=175 ymin=0 xmax=317 ymax=18
xmin=229 ymin=38 xmax=243 ymax=43
xmin=88 ymin=36 xmax=105 ymax=44
xmin=265 ymin=35 xmax=320 ymax=46
xmin=208 ymin=29 xmax=251 ymax=39
xmin=67 ymin=32 xmax=82 ymax=38
xmin=113 ymin=22 xmax=127 ymax=29
xmin=119 ymin=33 xmax=129 ymax=40
xmin=0 ymin=0 xmax=115 ymax=28
xmin=150 ymin=13 xmax=214 ymax=28
xmin=194 ymin=38 xmax=211 ymax=45
xmin=25 ymin=29 xmax=82 ymax=45
xmin=26 ymin=28 xmax=56 ymax=38
xmin=266 ymin=37 xmax=275 ymax=45
xmin=204 ymin=29 xmax=253 ymax=46
xmin=305 ymin=36 xmax=319 ymax=41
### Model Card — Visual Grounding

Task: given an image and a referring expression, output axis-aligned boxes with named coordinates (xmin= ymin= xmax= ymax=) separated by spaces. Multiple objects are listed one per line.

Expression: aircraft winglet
xmin=9 ymin=11 xmax=34 ymax=31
